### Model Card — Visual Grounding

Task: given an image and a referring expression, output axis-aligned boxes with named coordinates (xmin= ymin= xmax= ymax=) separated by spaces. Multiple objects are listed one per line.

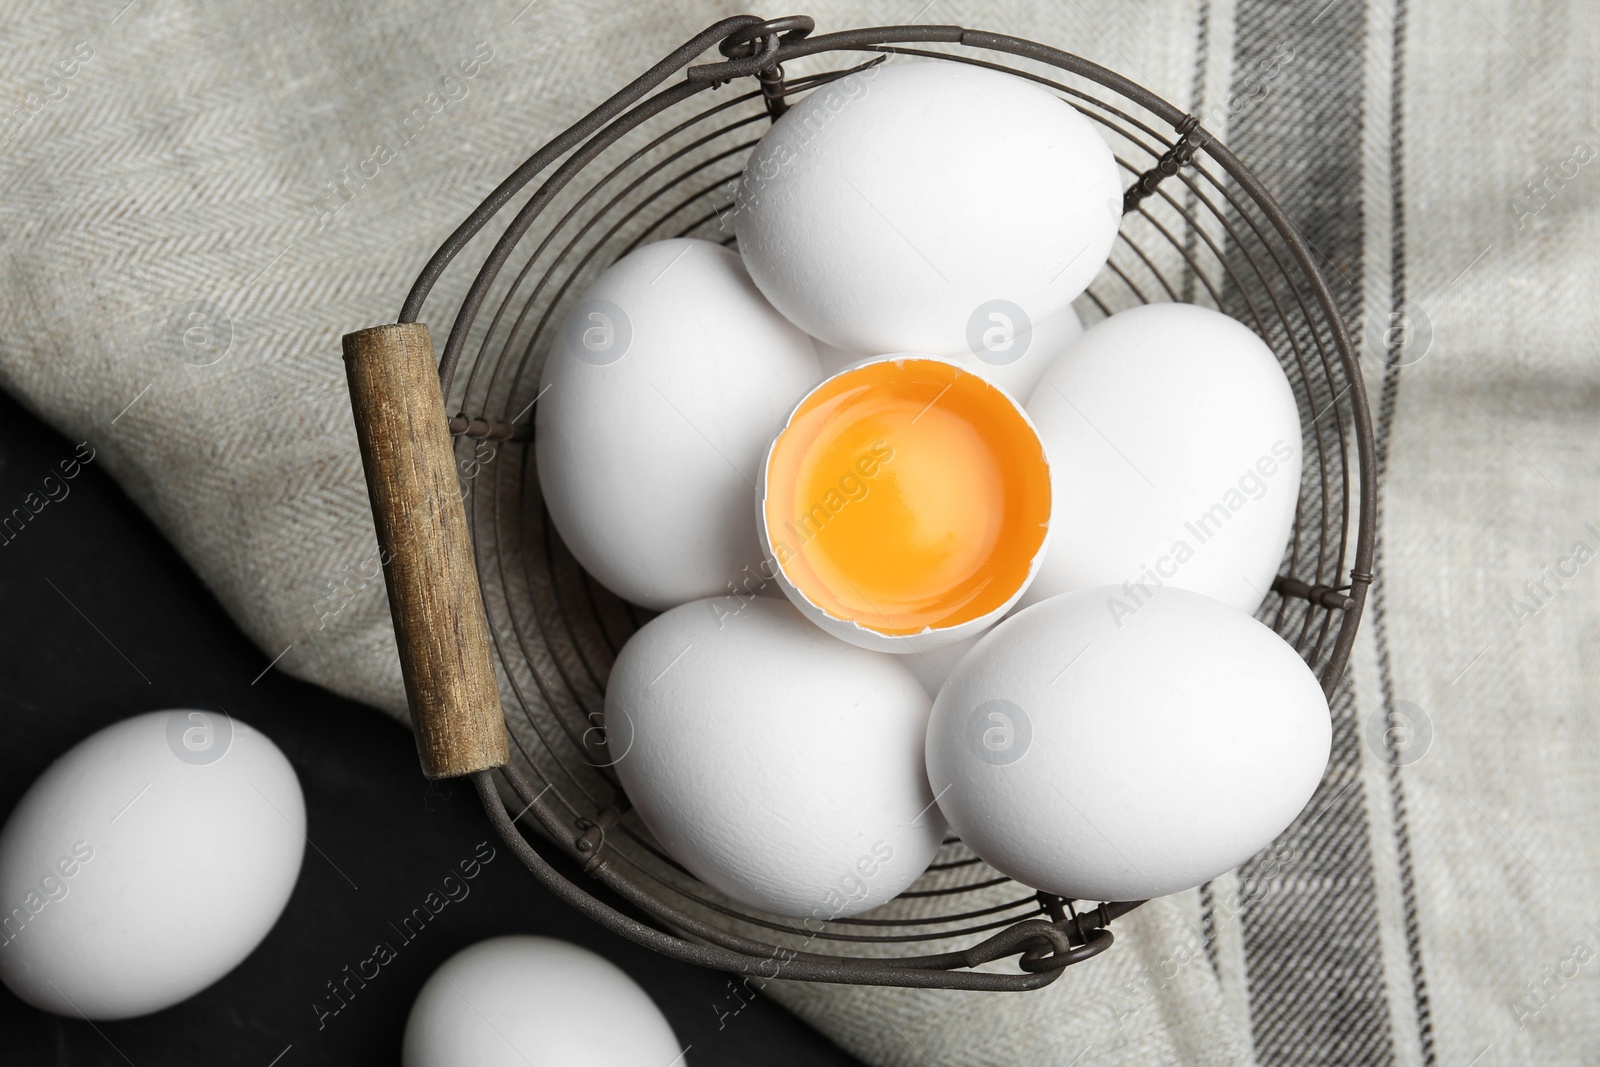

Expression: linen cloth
xmin=3 ymin=1 xmax=1596 ymax=1063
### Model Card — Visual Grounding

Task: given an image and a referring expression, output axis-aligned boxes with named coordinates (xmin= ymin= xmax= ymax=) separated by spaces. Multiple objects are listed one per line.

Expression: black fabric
xmin=0 ymin=388 xmax=863 ymax=1066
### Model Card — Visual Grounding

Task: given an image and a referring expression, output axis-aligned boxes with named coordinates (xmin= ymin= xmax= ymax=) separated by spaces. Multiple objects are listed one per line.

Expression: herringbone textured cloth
xmin=3 ymin=1 xmax=1596 ymax=1064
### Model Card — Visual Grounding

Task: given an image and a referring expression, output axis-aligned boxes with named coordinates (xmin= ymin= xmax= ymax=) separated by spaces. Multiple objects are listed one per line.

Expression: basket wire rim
xmin=396 ymin=17 xmax=1377 ymax=990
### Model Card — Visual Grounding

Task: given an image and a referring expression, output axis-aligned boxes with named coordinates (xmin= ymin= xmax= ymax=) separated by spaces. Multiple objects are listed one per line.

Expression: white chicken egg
xmin=926 ymin=587 xmax=1331 ymax=901
xmin=813 ymin=303 xmax=1085 ymax=404
xmin=0 ymin=710 xmax=304 ymax=1019
xmin=1023 ymin=302 xmax=1303 ymax=615
xmin=608 ymin=595 xmax=942 ymax=919
xmin=402 ymin=936 xmax=682 ymax=1067
xmin=735 ymin=60 xmax=1121 ymax=358
xmin=536 ymin=238 xmax=821 ymax=611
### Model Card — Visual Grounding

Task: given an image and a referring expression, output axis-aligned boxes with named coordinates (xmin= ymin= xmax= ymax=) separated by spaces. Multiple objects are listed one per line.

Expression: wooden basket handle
xmin=342 ymin=323 xmax=509 ymax=778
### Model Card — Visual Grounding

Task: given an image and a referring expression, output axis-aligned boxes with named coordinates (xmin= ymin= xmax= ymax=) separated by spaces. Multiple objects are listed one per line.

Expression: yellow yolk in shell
xmin=763 ymin=358 xmax=1051 ymax=636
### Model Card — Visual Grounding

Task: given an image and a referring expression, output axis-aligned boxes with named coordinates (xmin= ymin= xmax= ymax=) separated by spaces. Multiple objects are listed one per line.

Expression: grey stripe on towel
xmin=1224 ymin=0 xmax=1398 ymax=1062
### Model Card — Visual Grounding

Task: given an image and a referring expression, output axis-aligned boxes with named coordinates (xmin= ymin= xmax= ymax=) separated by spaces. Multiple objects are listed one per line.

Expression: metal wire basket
xmin=339 ymin=14 xmax=1376 ymax=991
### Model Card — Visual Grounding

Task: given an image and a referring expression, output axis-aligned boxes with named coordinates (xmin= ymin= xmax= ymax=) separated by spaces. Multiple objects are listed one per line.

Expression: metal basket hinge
xmin=1122 ymin=114 xmax=1212 ymax=216
xmin=449 ymin=413 xmax=530 ymax=442
xmin=759 ymin=63 xmax=789 ymax=119
xmin=1035 ymin=893 xmax=1110 ymax=947
xmin=687 ymin=15 xmax=813 ymax=90
xmin=1272 ymin=574 xmax=1355 ymax=612
xmin=574 ymin=804 xmax=626 ymax=874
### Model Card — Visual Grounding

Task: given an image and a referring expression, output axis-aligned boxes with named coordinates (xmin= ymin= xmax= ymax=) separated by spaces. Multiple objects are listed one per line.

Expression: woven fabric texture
xmin=2 ymin=1 xmax=1595 ymax=1064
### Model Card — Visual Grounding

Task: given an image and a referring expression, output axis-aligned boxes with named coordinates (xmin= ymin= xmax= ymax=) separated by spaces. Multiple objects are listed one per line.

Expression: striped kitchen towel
xmin=1 ymin=0 xmax=1594 ymax=1063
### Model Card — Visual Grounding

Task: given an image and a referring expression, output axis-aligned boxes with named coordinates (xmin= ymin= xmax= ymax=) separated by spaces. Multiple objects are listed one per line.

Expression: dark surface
xmin=0 ymin=387 xmax=864 ymax=1066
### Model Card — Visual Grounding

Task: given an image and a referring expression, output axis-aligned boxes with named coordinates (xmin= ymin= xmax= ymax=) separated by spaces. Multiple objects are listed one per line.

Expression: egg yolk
xmin=764 ymin=358 xmax=1051 ymax=635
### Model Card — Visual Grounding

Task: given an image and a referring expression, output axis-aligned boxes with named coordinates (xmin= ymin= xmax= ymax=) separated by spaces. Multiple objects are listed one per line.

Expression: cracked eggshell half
xmin=757 ymin=355 xmax=1052 ymax=653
